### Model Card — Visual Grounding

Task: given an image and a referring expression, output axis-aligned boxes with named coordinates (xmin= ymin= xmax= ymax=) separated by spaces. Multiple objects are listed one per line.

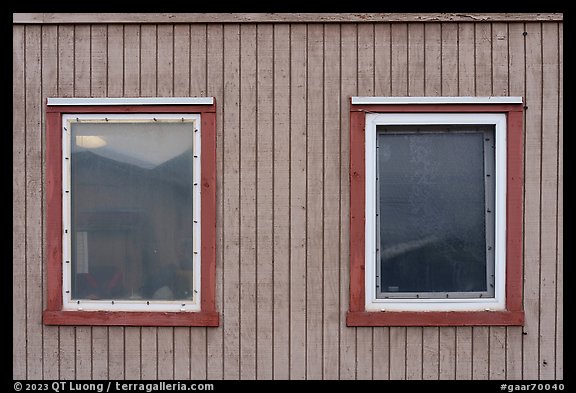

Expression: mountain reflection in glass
xmin=376 ymin=125 xmax=495 ymax=298
xmin=70 ymin=121 xmax=195 ymax=302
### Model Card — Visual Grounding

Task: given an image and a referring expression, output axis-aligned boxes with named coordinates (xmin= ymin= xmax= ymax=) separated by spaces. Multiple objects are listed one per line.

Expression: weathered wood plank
xmin=141 ymin=327 xmax=157 ymax=379
xmin=458 ymin=22 xmax=475 ymax=95
xmin=13 ymin=24 xmax=27 ymax=380
xmin=206 ymin=23 xmax=224 ymax=380
xmin=322 ymin=23 xmax=341 ymax=381
xmin=422 ymin=328 xmax=439 ymax=380
xmin=390 ymin=327 xmax=407 ymax=380
xmin=124 ymin=328 xmax=141 ymax=379
xmin=424 ymin=23 xmax=441 ymax=96
xmin=173 ymin=328 xmax=190 ymax=379
xmin=374 ymin=23 xmax=391 ymax=97
xmin=157 ymin=24 xmax=173 ymax=97
xmin=556 ymin=22 xmax=563 ymax=381
xmin=239 ymin=23 xmax=258 ymax=380
xmin=441 ymin=23 xmax=458 ymax=95
xmin=289 ymin=23 xmax=307 ymax=380
xmin=391 ymin=23 xmax=408 ymax=95
xmin=176 ymin=23 xmax=205 ymax=382
xmin=539 ymin=22 xmax=559 ymax=380
xmin=123 ymin=25 xmax=140 ymax=97
xmin=24 ymin=24 xmax=43 ymax=380
xmin=75 ymin=327 xmax=92 ymax=379
xmin=108 ymin=327 xmax=124 ymax=380
xmin=190 ymin=327 xmax=206 ymax=379
xmin=107 ymin=25 xmax=123 ymax=98
xmin=489 ymin=328 xmax=506 ymax=379
xmin=90 ymin=24 xmax=107 ymax=97
xmin=190 ymin=25 xmax=207 ymax=96
xmin=306 ymin=23 xmax=324 ymax=380
xmin=174 ymin=24 xmax=190 ymax=97
xmin=13 ymin=13 xmax=564 ymax=24
xmin=41 ymin=24 xmax=60 ymax=380
xmin=91 ymin=327 xmax=108 ymax=379
xmin=272 ymin=23 xmax=291 ymax=380
xmin=472 ymin=327 xmax=489 ymax=379
xmin=157 ymin=328 xmax=174 ymax=379
xmin=255 ymin=23 xmax=274 ymax=381
xmin=407 ymin=23 xmax=424 ymax=96
xmin=222 ymin=23 xmax=241 ymax=380
xmin=522 ymin=22 xmax=543 ymax=380
xmin=505 ymin=23 xmax=526 ymax=381
xmin=339 ymin=22 xmax=357 ymax=381
xmin=358 ymin=24 xmax=374 ymax=94
xmin=455 ymin=327 xmax=472 ymax=379
xmin=406 ymin=328 xmax=423 ymax=380
xmin=439 ymin=328 xmax=456 ymax=380
xmin=140 ymin=24 xmax=157 ymax=96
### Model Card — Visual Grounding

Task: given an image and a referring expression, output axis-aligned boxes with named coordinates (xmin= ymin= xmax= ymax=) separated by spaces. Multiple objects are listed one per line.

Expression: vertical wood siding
xmin=13 ymin=21 xmax=563 ymax=380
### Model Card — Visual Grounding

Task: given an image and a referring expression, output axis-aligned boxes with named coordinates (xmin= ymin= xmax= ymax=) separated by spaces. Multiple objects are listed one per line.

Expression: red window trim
xmin=43 ymin=101 xmax=219 ymax=327
xmin=347 ymin=100 xmax=525 ymax=327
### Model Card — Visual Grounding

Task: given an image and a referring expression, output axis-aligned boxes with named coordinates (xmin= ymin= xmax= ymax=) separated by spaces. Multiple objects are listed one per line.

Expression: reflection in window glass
xmin=70 ymin=121 xmax=194 ymax=301
xmin=376 ymin=125 xmax=495 ymax=298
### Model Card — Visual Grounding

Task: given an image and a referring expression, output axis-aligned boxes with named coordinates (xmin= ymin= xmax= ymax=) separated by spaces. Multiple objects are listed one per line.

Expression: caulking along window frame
xmin=347 ymin=96 xmax=525 ymax=327
xmin=43 ymin=97 xmax=219 ymax=327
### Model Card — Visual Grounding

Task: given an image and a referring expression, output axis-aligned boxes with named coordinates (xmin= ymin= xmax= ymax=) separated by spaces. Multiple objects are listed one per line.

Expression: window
xmin=43 ymin=98 xmax=218 ymax=326
xmin=348 ymin=97 xmax=525 ymax=326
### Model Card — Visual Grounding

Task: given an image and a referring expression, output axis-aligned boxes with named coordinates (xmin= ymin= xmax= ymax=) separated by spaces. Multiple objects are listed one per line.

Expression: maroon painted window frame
xmin=43 ymin=100 xmax=219 ymax=327
xmin=347 ymin=99 xmax=525 ymax=327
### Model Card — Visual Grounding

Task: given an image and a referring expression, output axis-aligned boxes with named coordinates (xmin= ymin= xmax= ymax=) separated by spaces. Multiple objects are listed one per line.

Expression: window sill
xmin=346 ymin=310 xmax=524 ymax=327
xmin=43 ymin=310 xmax=219 ymax=327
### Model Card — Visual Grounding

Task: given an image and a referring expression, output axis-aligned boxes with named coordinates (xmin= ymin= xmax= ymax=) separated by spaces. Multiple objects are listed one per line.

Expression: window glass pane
xmin=376 ymin=125 xmax=494 ymax=297
xmin=70 ymin=121 xmax=194 ymax=301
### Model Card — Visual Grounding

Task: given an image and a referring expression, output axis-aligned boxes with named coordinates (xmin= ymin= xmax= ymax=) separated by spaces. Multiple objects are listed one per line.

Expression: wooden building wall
xmin=13 ymin=15 xmax=563 ymax=380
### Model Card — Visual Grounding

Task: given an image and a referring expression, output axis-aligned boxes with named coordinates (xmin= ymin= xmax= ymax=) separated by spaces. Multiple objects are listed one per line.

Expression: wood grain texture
xmin=338 ymin=23 xmax=356 ymax=381
xmin=306 ymin=23 xmax=324 ymax=380
xmin=272 ymin=23 xmax=291 ymax=380
xmin=222 ymin=23 xmax=241 ymax=380
xmin=255 ymin=23 xmax=274 ymax=380
xmin=289 ymin=23 xmax=307 ymax=380
xmin=555 ymin=22 xmax=563 ymax=381
xmin=13 ymin=24 xmax=27 ymax=380
xmin=239 ymin=23 xmax=258 ymax=380
xmin=539 ymin=22 xmax=559 ymax=380
xmin=522 ymin=22 xmax=543 ymax=381
xmin=205 ymin=23 xmax=224 ymax=380
xmin=322 ymin=23 xmax=341 ymax=381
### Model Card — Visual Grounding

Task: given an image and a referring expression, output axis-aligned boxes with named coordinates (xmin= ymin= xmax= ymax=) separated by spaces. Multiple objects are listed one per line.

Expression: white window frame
xmin=61 ymin=113 xmax=202 ymax=312
xmin=364 ymin=112 xmax=507 ymax=312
